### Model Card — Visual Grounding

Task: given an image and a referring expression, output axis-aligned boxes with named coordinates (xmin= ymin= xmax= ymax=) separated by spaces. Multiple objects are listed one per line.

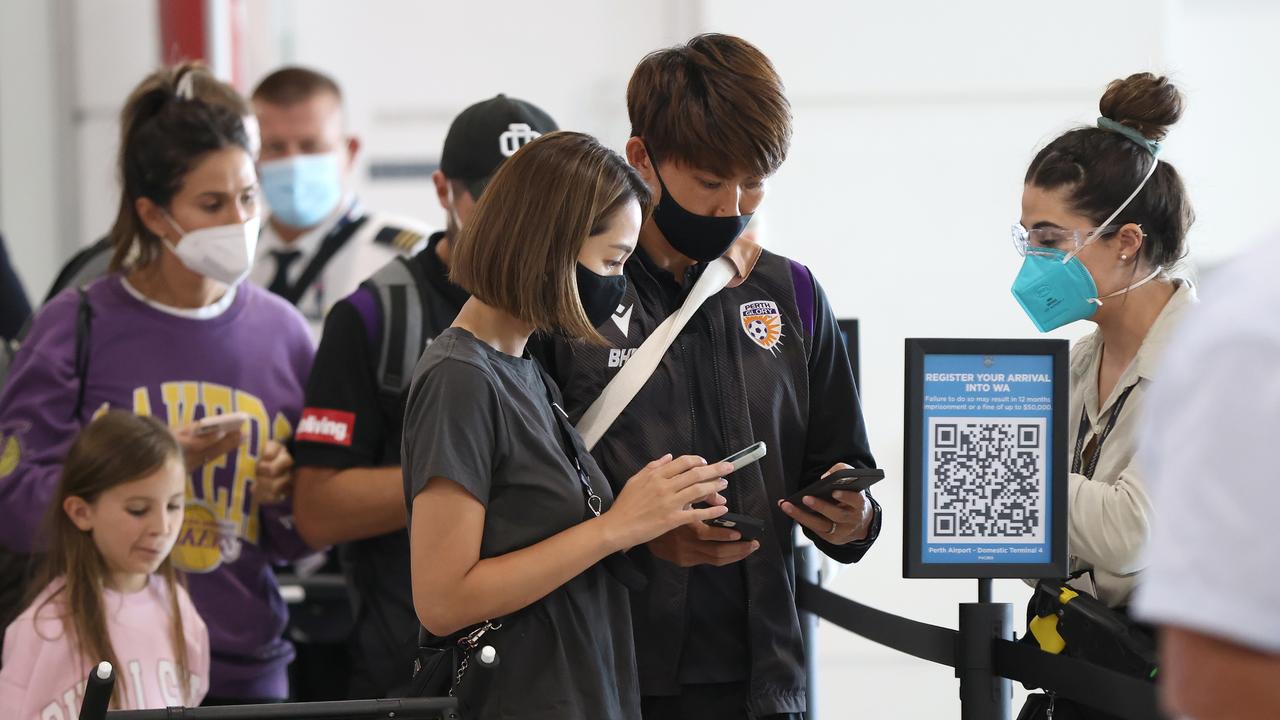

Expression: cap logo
xmin=499 ymin=123 xmax=542 ymax=157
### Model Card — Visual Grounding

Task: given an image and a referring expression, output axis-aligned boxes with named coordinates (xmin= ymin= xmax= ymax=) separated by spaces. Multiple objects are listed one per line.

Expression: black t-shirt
xmin=293 ymin=233 xmax=465 ymax=697
xmin=402 ymin=328 xmax=640 ymax=720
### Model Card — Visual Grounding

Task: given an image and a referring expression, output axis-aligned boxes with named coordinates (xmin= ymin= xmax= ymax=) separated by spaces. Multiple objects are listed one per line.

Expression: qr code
xmin=927 ymin=417 xmax=1046 ymax=543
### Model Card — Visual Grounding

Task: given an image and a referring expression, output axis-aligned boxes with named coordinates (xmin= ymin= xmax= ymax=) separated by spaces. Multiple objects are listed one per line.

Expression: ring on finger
xmin=829 ymin=520 xmax=838 ymax=535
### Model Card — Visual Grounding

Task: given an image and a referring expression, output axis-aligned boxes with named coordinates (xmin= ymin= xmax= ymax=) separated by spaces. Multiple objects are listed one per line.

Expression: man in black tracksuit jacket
xmin=533 ymin=34 xmax=882 ymax=720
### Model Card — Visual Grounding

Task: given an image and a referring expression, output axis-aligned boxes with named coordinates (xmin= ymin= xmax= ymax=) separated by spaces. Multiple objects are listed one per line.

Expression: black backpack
xmin=362 ymin=255 xmax=442 ymax=404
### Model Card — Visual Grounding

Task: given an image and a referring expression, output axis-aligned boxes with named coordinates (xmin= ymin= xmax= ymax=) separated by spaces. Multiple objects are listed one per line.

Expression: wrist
xmin=593 ymin=512 xmax=631 ymax=554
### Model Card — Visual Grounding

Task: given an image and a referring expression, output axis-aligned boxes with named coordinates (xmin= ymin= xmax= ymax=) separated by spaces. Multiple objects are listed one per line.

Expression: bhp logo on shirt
xmin=296 ymin=408 xmax=356 ymax=446
xmin=608 ymin=348 xmax=636 ymax=368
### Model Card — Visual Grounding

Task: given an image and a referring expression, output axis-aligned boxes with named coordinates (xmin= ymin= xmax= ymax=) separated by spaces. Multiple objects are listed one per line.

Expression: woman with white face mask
xmin=1010 ymin=73 xmax=1197 ymax=720
xmin=0 ymin=63 xmax=315 ymax=705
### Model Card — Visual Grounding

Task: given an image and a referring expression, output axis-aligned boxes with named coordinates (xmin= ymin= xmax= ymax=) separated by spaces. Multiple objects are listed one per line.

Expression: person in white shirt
xmin=249 ymin=66 xmax=429 ymax=334
xmin=1133 ymin=233 xmax=1280 ymax=719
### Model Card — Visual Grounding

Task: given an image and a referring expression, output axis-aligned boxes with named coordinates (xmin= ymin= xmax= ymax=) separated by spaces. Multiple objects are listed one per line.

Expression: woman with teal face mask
xmin=1011 ymin=74 xmax=1198 ymax=720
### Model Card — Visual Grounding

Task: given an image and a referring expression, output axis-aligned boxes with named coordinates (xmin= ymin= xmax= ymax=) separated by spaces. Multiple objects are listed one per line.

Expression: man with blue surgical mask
xmin=250 ymin=67 xmax=429 ymax=334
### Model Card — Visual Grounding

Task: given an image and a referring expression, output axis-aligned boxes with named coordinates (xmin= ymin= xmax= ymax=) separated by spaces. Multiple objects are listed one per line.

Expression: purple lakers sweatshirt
xmin=0 ymin=276 xmax=316 ymax=700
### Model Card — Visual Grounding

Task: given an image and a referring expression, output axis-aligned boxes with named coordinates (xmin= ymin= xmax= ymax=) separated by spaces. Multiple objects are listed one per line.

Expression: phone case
xmin=705 ymin=512 xmax=765 ymax=541
xmin=785 ymin=468 xmax=884 ymax=508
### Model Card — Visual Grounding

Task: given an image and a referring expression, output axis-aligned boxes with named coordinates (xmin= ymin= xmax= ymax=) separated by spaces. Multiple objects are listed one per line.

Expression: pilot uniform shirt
xmin=251 ymin=195 xmax=430 ymax=337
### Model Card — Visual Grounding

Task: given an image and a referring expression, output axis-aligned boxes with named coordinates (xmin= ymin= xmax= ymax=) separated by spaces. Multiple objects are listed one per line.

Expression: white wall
xmin=0 ymin=0 xmax=73 ymax=301
xmin=249 ymin=0 xmax=696 ymax=237
xmin=72 ymin=0 xmax=159 ymax=254
xmin=4 ymin=1 xmax=1280 ymax=716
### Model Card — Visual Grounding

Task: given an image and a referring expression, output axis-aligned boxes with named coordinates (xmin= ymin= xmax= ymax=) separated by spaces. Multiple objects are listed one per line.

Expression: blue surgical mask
xmin=259 ymin=153 xmax=343 ymax=228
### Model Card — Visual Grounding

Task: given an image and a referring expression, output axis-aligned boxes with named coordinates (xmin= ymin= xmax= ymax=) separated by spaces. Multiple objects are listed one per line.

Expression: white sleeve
xmin=1133 ymin=332 xmax=1280 ymax=653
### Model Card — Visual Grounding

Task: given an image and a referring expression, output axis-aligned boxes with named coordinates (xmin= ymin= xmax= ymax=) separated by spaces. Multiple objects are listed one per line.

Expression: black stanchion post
xmin=957 ymin=601 xmax=1012 ymax=720
xmin=796 ymin=540 xmax=820 ymax=720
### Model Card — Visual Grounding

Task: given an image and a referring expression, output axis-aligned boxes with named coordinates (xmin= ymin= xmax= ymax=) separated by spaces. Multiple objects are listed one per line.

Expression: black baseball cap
xmin=439 ymin=94 xmax=558 ymax=198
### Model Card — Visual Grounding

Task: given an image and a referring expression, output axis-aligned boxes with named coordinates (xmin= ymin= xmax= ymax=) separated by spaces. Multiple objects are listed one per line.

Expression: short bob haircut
xmin=450 ymin=131 xmax=651 ymax=344
xmin=627 ymin=33 xmax=792 ymax=179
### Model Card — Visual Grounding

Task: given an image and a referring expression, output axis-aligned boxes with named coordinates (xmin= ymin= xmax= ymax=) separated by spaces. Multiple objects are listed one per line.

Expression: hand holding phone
xmin=194 ymin=412 xmax=250 ymax=436
xmin=784 ymin=467 xmax=883 ymax=509
xmin=705 ymin=512 xmax=765 ymax=542
xmin=719 ymin=441 xmax=766 ymax=472
xmin=702 ymin=442 xmax=769 ymax=540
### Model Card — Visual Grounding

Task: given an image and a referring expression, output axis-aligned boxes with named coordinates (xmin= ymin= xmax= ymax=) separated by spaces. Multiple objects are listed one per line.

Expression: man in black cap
xmin=291 ymin=94 xmax=557 ymax=699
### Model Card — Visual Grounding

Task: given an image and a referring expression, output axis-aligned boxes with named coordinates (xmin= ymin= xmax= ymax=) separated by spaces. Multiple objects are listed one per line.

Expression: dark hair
xmin=251 ymin=66 xmax=342 ymax=106
xmin=107 ymin=63 xmax=252 ymax=272
xmin=30 ymin=411 xmax=189 ymax=708
xmin=1025 ymin=73 xmax=1194 ymax=270
xmin=450 ymin=132 xmax=652 ymax=344
xmin=627 ymin=33 xmax=791 ymax=178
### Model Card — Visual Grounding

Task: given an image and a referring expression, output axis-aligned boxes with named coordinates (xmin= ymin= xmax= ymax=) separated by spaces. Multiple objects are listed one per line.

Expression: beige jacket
xmin=1063 ymin=281 xmax=1196 ymax=607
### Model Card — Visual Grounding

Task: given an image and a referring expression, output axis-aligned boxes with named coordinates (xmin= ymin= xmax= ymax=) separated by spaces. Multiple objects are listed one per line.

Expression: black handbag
xmin=405 ymin=620 xmax=503 ymax=698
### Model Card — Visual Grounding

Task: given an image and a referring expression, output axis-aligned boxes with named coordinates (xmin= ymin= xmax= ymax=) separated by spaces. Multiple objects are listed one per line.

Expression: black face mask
xmin=648 ymin=150 xmax=753 ymax=263
xmin=575 ymin=263 xmax=628 ymax=330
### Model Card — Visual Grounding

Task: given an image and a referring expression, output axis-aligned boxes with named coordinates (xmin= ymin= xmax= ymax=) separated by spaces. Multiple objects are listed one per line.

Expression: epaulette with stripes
xmin=373 ymin=225 xmax=426 ymax=253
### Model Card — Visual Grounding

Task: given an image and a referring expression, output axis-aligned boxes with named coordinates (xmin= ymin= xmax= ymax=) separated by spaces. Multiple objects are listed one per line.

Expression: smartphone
xmin=718 ymin=441 xmax=767 ymax=473
xmin=194 ymin=412 xmax=250 ymax=436
xmin=700 ymin=443 xmax=768 ymax=540
xmin=706 ymin=512 xmax=765 ymax=542
xmin=785 ymin=467 xmax=884 ymax=508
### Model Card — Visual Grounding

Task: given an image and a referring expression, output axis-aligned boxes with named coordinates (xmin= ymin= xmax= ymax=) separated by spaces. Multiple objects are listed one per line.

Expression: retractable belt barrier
xmin=91 ymin=581 xmax=1159 ymax=719
xmin=102 ymin=697 xmax=458 ymax=720
xmin=796 ymin=581 xmax=1166 ymax=720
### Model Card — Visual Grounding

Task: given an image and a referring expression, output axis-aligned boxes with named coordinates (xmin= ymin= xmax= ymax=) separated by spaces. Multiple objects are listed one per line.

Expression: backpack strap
xmin=787 ymin=259 xmax=816 ymax=339
xmin=43 ymin=237 xmax=113 ymax=306
xmin=576 ymin=257 xmax=735 ymax=451
xmin=72 ymin=286 xmax=93 ymax=422
xmin=278 ymin=216 xmax=370 ymax=306
xmin=366 ymin=256 xmax=429 ymax=397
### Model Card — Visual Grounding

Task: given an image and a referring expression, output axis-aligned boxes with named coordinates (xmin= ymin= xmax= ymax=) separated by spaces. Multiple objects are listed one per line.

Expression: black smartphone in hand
xmin=705 ymin=512 xmax=765 ymax=542
xmin=785 ymin=467 xmax=884 ymax=508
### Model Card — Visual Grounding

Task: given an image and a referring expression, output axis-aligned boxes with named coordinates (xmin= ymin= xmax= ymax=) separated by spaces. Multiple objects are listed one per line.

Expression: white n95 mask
xmin=162 ymin=215 xmax=260 ymax=286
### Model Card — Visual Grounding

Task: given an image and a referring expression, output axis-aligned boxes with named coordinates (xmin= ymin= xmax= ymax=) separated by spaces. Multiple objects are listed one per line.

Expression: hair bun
xmin=1099 ymin=72 xmax=1184 ymax=141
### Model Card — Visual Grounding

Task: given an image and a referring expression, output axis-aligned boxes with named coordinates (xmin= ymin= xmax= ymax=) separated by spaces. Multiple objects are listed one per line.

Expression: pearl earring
xmin=1120 ymin=254 xmax=1128 ymax=260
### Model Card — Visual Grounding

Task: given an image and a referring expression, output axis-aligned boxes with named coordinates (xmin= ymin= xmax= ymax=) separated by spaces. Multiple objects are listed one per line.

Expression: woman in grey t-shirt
xmin=402 ymin=132 xmax=733 ymax=719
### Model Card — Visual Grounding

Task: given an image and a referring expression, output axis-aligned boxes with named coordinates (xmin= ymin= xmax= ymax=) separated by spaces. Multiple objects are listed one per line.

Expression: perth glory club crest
xmin=740 ymin=300 xmax=784 ymax=353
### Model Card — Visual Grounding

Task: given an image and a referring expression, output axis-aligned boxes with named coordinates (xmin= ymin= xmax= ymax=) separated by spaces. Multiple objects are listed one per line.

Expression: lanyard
xmin=536 ymin=367 xmax=604 ymax=519
xmin=550 ymin=401 xmax=604 ymax=518
xmin=535 ymin=365 xmax=647 ymax=592
xmin=1072 ymin=384 xmax=1136 ymax=479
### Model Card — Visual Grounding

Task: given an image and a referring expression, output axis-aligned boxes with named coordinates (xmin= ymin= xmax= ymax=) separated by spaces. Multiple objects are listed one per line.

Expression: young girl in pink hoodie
xmin=0 ymin=411 xmax=209 ymax=717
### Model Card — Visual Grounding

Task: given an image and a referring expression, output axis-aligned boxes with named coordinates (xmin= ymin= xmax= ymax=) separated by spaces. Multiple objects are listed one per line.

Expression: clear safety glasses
xmin=1010 ymin=224 xmax=1123 ymax=260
